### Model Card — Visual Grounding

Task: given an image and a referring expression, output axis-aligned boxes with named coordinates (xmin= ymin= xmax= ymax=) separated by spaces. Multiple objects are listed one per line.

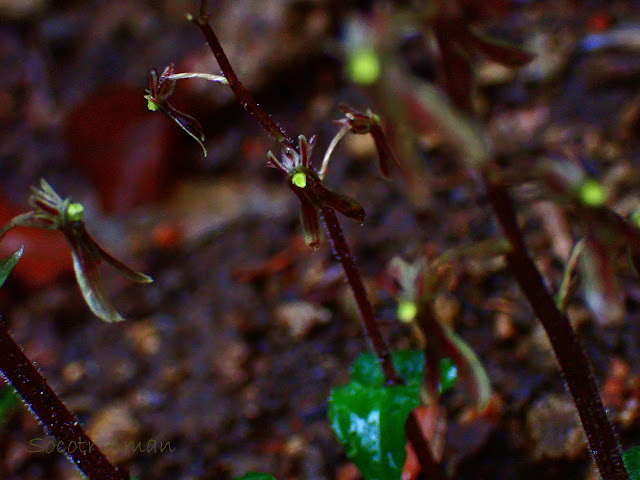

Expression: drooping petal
xmin=441 ymin=328 xmax=492 ymax=410
xmin=145 ymin=98 xmax=207 ymax=156
xmin=300 ymin=169 xmax=366 ymax=223
xmin=315 ymin=184 xmax=365 ymax=223
xmin=62 ymin=222 xmax=124 ymax=323
xmin=370 ymin=122 xmax=401 ymax=179
xmin=290 ymin=186 xmax=321 ymax=249
xmin=418 ymin=305 xmax=491 ymax=410
xmin=580 ymin=231 xmax=624 ymax=326
xmin=163 ymin=103 xmax=207 ymax=157
xmin=93 ymin=241 xmax=153 ymax=284
xmin=299 ymin=196 xmax=321 ymax=249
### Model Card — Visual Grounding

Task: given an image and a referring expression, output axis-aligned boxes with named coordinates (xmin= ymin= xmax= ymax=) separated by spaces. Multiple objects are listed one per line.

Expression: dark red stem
xmin=484 ymin=179 xmax=629 ymax=480
xmin=0 ymin=320 xmax=128 ymax=480
xmin=191 ymin=5 xmax=295 ymax=150
xmin=320 ymin=206 xmax=446 ymax=480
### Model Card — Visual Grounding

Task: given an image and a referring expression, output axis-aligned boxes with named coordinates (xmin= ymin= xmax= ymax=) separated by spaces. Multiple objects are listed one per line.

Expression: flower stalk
xmin=180 ymin=2 xmax=446 ymax=477
xmin=0 ymin=319 xmax=128 ymax=480
xmin=484 ymin=178 xmax=630 ymax=480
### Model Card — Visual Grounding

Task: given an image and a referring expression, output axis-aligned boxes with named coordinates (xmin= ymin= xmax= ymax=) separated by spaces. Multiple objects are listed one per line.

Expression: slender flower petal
xmin=369 ymin=122 xmax=399 ymax=179
xmin=63 ymin=222 xmax=126 ymax=323
xmin=0 ymin=180 xmax=152 ymax=322
xmin=290 ymin=186 xmax=322 ymax=249
xmin=580 ymin=231 xmax=624 ymax=326
xmin=313 ymin=183 xmax=365 ymax=223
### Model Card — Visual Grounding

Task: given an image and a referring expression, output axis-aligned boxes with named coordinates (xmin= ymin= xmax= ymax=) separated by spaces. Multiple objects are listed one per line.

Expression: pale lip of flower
xmin=0 ymin=179 xmax=152 ymax=323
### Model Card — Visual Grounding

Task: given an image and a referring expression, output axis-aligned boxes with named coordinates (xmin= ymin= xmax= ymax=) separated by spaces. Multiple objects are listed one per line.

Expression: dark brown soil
xmin=1 ymin=1 xmax=640 ymax=480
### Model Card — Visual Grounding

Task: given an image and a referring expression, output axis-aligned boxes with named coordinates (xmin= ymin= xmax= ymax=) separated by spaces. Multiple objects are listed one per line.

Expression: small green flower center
xmin=579 ymin=178 xmax=605 ymax=207
xmin=397 ymin=300 xmax=417 ymax=323
xmin=291 ymin=171 xmax=307 ymax=188
xmin=146 ymin=96 xmax=160 ymax=111
xmin=66 ymin=202 xmax=84 ymax=222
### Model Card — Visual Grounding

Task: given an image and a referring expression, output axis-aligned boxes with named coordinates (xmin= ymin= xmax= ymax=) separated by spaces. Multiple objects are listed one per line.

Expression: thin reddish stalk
xmin=484 ymin=179 xmax=629 ymax=480
xmin=191 ymin=8 xmax=294 ymax=150
xmin=0 ymin=320 xmax=128 ymax=480
xmin=321 ymin=206 xmax=399 ymax=383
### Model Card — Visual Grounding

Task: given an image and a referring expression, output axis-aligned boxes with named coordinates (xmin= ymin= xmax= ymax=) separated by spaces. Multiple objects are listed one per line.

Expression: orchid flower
xmin=267 ymin=135 xmax=365 ymax=249
xmin=144 ymin=63 xmax=209 ymax=156
xmin=536 ymin=160 xmax=630 ymax=326
xmin=322 ymin=104 xmax=400 ymax=180
xmin=387 ymin=257 xmax=491 ymax=409
xmin=0 ymin=180 xmax=152 ymax=322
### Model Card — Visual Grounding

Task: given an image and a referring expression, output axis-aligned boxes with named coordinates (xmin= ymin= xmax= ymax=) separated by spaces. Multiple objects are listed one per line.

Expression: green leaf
xmin=0 ymin=386 xmax=20 ymax=422
xmin=234 ymin=474 xmax=277 ymax=480
xmin=0 ymin=247 xmax=23 ymax=289
xmin=624 ymin=446 xmax=640 ymax=480
xmin=329 ymin=381 xmax=420 ymax=480
xmin=350 ymin=350 xmax=457 ymax=393
xmin=622 ymin=447 xmax=640 ymax=480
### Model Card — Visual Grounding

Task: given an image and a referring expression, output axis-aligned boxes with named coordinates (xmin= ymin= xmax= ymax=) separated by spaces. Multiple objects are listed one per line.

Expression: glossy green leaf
xmin=328 ymin=381 xmax=420 ymax=480
xmin=623 ymin=446 xmax=640 ymax=480
xmin=0 ymin=247 xmax=23 ymax=289
xmin=350 ymin=350 xmax=457 ymax=393
xmin=234 ymin=474 xmax=276 ymax=480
